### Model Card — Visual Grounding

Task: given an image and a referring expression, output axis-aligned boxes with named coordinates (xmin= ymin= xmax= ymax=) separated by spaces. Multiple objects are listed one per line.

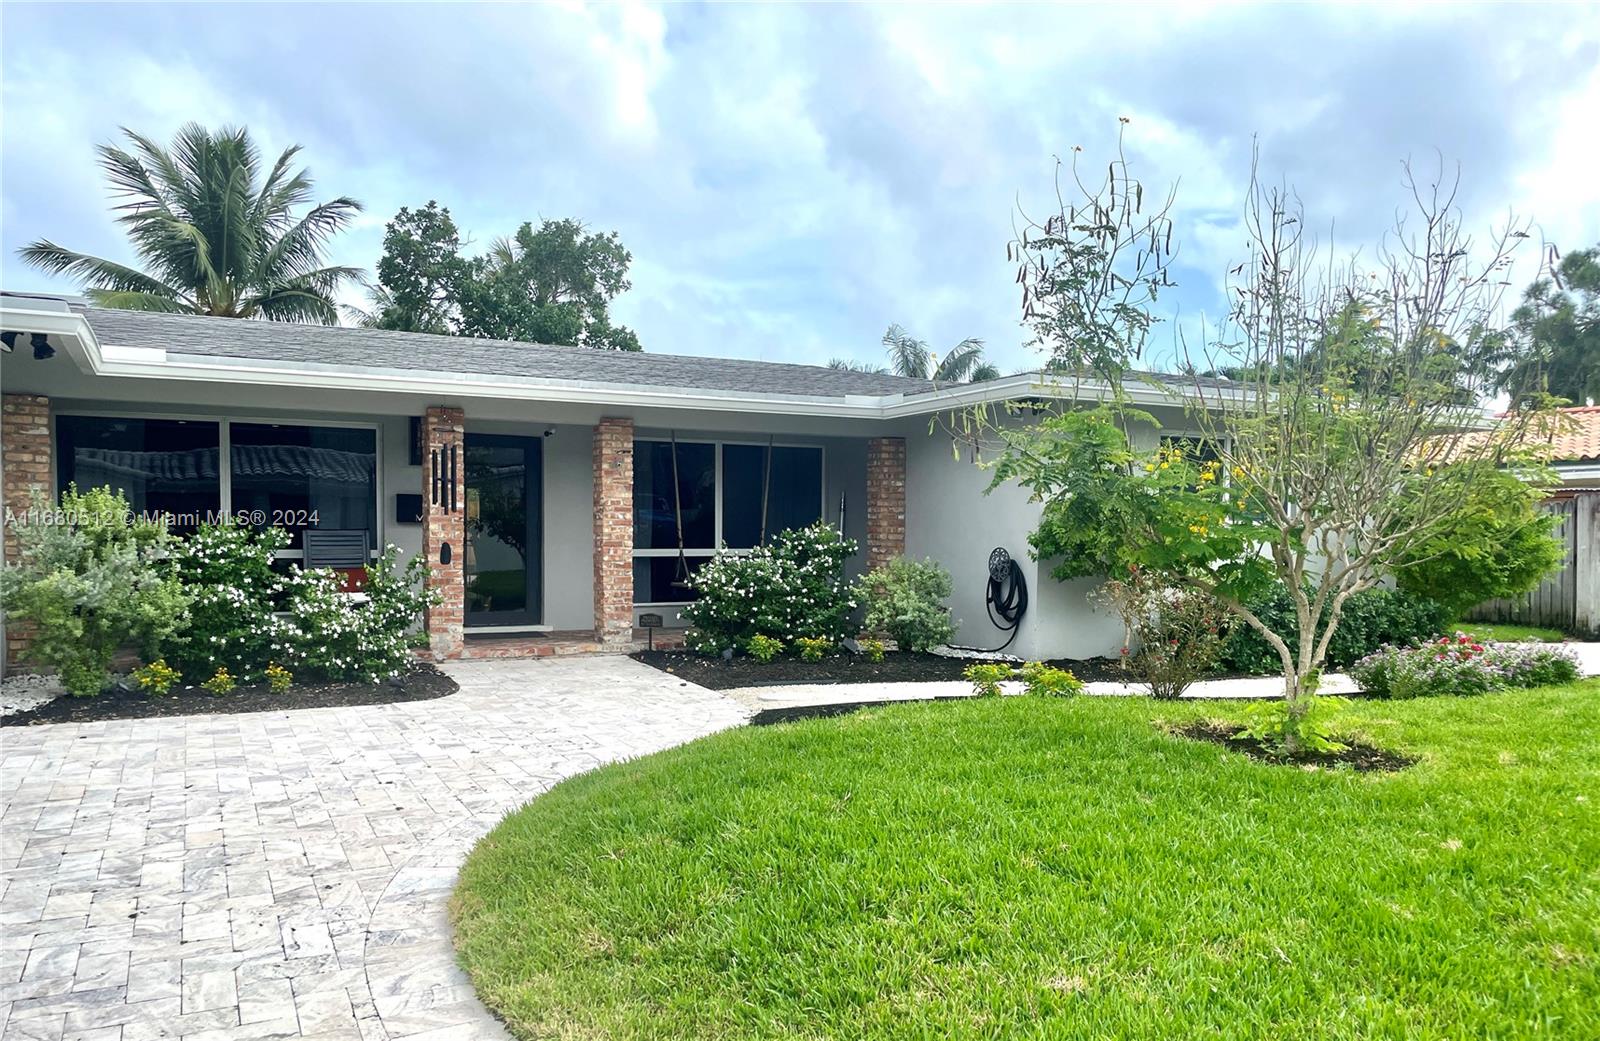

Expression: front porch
xmin=417 ymin=409 xmax=906 ymax=661
xmin=0 ymin=391 xmax=906 ymax=669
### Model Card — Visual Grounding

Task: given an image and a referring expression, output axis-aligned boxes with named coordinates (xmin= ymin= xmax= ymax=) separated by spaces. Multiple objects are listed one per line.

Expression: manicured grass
xmin=453 ymin=685 xmax=1600 ymax=1040
xmin=1452 ymin=619 xmax=1570 ymax=643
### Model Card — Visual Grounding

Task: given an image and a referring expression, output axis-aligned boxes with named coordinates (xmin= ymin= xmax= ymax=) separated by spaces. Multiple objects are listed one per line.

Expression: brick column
xmin=2 ymin=394 xmax=51 ymax=667
xmin=421 ymin=406 xmax=465 ymax=659
xmin=593 ymin=418 xmax=635 ymax=643
xmin=865 ymin=436 xmax=906 ymax=572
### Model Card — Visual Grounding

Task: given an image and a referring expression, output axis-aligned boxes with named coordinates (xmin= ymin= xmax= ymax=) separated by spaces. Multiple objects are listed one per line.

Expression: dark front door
xmin=464 ymin=433 xmax=542 ymax=626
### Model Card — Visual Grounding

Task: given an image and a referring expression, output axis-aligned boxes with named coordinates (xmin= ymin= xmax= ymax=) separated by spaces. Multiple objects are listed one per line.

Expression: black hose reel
xmin=950 ymin=547 xmax=1029 ymax=654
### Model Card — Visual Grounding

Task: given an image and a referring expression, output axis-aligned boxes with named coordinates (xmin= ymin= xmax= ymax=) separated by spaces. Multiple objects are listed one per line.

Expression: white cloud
xmin=3 ymin=1 xmax=1597 ymax=376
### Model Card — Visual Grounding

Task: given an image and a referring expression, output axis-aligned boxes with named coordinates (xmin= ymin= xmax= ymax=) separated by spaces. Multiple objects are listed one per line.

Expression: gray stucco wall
xmin=901 ymin=408 xmax=1182 ymax=661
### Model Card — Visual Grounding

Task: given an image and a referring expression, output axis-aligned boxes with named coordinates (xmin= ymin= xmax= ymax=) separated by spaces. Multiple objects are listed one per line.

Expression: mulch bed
xmin=0 ymin=664 xmax=458 ymax=727
xmin=1173 ymin=720 xmax=1416 ymax=773
xmin=631 ymin=649 xmax=1131 ymax=690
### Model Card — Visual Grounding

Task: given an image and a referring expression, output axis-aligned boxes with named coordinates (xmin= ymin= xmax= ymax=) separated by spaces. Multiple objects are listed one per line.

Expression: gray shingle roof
xmin=75 ymin=305 xmax=934 ymax=398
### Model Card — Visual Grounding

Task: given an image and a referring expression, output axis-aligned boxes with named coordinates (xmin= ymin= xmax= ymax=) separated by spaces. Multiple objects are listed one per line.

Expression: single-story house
xmin=1 ymin=292 xmax=1204 ymax=669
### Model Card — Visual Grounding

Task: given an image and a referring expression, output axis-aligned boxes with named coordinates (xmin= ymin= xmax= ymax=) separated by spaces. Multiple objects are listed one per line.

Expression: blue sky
xmin=3 ymin=2 xmax=1597 ymax=374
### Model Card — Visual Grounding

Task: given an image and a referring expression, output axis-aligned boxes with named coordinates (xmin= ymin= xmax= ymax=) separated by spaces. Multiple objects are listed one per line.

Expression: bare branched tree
xmin=1178 ymin=156 xmax=1545 ymax=721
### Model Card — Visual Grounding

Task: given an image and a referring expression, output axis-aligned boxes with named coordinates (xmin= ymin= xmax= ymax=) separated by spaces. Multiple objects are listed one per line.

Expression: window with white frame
xmin=55 ymin=414 xmax=378 ymax=554
xmin=632 ymin=438 xmax=824 ymax=605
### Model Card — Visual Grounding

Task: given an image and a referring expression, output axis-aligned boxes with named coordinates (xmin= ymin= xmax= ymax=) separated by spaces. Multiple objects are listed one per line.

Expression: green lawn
xmin=1453 ymin=619 xmax=1570 ymax=643
xmin=452 ymin=685 xmax=1600 ymax=1040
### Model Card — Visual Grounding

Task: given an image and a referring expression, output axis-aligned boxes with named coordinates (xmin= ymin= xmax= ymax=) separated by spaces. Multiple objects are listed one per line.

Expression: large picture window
xmin=55 ymin=416 xmax=221 ymax=531
xmin=230 ymin=423 xmax=377 ymax=549
xmin=56 ymin=414 xmax=378 ymax=553
xmin=632 ymin=438 xmax=824 ymax=605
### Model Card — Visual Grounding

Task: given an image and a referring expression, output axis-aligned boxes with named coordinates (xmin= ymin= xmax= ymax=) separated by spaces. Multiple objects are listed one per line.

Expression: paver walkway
xmin=0 ymin=658 xmax=749 ymax=1041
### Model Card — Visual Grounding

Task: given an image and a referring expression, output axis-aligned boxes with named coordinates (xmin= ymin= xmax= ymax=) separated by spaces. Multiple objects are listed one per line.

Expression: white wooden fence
xmin=1464 ymin=490 xmax=1600 ymax=637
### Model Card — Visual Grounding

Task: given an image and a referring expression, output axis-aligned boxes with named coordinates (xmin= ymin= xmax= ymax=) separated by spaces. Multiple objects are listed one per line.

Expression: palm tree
xmin=19 ymin=123 xmax=362 ymax=323
xmin=881 ymin=323 xmax=1002 ymax=382
xmin=826 ymin=357 xmax=889 ymax=373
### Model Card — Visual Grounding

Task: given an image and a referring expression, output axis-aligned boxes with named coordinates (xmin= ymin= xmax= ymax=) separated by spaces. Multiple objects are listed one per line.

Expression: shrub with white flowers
xmin=681 ymin=522 xmax=859 ymax=655
xmin=277 ymin=546 xmax=437 ymax=682
xmin=167 ymin=521 xmax=296 ymax=681
xmin=169 ymin=524 xmax=437 ymax=685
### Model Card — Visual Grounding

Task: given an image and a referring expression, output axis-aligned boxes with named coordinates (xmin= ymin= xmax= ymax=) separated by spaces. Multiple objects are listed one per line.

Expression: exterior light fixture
xmin=31 ymin=333 xmax=54 ymax=360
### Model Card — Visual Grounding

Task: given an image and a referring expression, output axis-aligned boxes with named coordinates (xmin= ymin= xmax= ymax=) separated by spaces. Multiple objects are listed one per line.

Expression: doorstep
xmin=456 ymin=627 xmax=687 ymax=660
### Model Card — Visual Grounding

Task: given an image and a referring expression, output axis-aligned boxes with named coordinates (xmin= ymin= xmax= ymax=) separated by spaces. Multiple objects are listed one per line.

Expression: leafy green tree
xmin=881 ymin=324 xmax=1000 ymax=382
xmin=19 ymin=123 xmax=362 ymax=322
xmin=1390 ymin=467 xmax=1565 ymax=615
xmin=351 ymin=201 xmax=466 ymax=333
xmin=360 ymin=210 xmax=643 ymax=350
xmin=1494 ymin=246 xmax=1600 ymax=405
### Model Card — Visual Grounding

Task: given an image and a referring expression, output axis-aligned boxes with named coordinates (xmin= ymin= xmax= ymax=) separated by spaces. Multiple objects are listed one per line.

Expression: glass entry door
xmin=464 ymin=434 xmax=542 ymax=626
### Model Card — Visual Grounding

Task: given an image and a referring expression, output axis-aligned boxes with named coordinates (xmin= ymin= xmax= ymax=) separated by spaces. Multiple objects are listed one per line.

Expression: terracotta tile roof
xmin=1547 ymin=406 xmax=1600 ymax=463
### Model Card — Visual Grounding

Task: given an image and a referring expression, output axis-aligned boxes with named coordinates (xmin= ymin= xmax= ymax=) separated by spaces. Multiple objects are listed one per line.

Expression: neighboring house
xmin=1 ymin=292 xmax=1202 ymax=667
xmin=1544 ymin=406 xmax=1600 ymax=487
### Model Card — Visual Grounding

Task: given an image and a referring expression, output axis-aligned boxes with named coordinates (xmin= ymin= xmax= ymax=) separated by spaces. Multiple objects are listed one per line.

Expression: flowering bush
xmin=200 ymin=666 xmax=237 ymax=695
xmin=682 ymin=523 xmax=859 ymax=655
xmin=858 ymin=557 xmax=957 ymax=652
xmin=964 ymin=662 xmax=1012 ymax=697
xmin=746 ymin=635 xmax=784 ymax=663
xmin=278 ymin=546 xmax=436 ymax=682
xmin=1351 ymin=633 xmax=1580 ymax=699
xmin=1093 ymin=568 xmax=1232 ymax=700
xmin=859 ymin=638 xmax=887 ymax=663
xmin=264 ymin=663 xmax=293 ymax=694
xmin=1020 ymin=661 xmax=1082 ymax=697
xmin=132 ymin=659 xmax=181 ymax=696
xmin=167 ymin=521 xmax=296 ymax=681
xmin=170 ymin=525 xmax=435 ymax=684
xmin=0 ymin=486 xmax=190 ymax=696
xmin=794 ymin=636 xmax=833 ymax=662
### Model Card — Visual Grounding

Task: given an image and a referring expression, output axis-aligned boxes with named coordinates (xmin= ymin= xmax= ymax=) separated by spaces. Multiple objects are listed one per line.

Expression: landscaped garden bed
xmin=631 ymin=648 xmax=1130 ymax=689
xmin=0 ymin=663 xmax=457 ymax=727
xmin=1172 ymin=719 xmax=1416 ymax=772
xmin=0 ymin=487 xmax=444 ymax=724
xmin=451 ymin=681 xmax=1600 ymax=1039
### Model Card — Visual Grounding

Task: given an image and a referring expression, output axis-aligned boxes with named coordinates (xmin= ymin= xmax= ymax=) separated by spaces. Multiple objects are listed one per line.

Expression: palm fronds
xmin=18 ymin=123 xmax=363 ymax=323
xmin=827 ymin=357 xmax=889 ymax=374
xmin=881 ymin=325 xmax=998 ymax=383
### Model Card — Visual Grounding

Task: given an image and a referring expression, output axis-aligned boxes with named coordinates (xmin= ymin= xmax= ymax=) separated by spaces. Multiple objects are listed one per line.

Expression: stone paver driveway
xmin=0 ymin=658 xmax=749 ymax=1041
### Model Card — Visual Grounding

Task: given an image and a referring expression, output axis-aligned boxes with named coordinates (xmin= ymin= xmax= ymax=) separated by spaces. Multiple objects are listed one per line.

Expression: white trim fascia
xmin=1555 ymin=463 xmax=1600 ymax=481
xmin=0 ymin=302 xmax=1500 ymax=428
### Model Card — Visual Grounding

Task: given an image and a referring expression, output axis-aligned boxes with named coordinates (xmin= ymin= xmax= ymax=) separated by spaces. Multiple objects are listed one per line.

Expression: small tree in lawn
xmin=990 ymin=133 xmax=1561 ymax=752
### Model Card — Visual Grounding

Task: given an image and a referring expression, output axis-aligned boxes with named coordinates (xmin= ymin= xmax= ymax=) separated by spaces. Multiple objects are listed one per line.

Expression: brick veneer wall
xmin=2 ymin=394 xmax=51 ymax=667
xmin=865 ymin=436 xmax=907 ymax=572
xmin=421 ymin=406 xmax=466 ymax=659
xmin=593 ymin=418 xmax=635 ymax=642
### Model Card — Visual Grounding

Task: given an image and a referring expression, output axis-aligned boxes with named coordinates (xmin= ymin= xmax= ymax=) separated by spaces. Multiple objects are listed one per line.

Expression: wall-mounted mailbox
xmin=395 ymin=493 xmax=424 ymax=524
